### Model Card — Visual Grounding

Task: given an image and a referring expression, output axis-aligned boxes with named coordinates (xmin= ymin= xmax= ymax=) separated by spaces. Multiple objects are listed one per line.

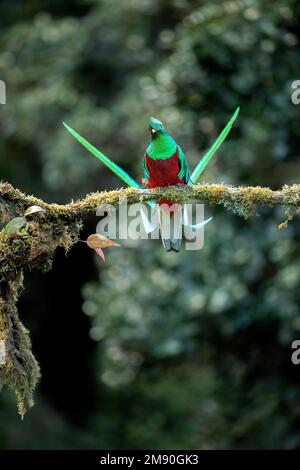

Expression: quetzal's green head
xmin=149 ymin=117 xmax=166 ymax=140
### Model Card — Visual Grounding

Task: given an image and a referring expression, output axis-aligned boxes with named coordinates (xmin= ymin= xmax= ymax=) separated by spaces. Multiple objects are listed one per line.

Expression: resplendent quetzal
xmin=63 ymin=107 xmax=239 ymax=252
xmin=144 ymin=117 xmax=189 ymax=195
xmin=143 ymin=117 xmax=190 ymax=251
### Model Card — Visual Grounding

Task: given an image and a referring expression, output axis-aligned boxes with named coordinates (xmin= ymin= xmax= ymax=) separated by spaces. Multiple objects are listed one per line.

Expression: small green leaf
xmin=4 ymin=217 xmax=27 ymax=234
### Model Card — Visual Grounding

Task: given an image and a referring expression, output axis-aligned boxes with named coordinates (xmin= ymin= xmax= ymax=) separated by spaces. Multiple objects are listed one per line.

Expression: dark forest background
xmin=1 ymin=0 xmax=300 ymax=449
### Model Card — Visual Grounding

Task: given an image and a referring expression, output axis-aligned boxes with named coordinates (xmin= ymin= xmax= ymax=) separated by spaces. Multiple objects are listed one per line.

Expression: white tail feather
xmin=159 ymin=205 xmax=182 ymax=252
xmin=140 ymin=205 xmax=159 ymax=234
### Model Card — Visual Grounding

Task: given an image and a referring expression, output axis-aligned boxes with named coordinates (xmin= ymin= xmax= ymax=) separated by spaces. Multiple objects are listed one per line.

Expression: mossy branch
xmin=0 ymin=180 xmax=300 ymax=416
xmin=1 ymin=181 xmax=300 ymax=219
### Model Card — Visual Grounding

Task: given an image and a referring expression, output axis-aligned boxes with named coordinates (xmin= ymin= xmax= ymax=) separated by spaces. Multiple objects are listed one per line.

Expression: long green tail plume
xmin=189 ymin=107 xmax=240 ymax=185
xmin=63 ymin=122 xmax=141 ymax=189
xmin=63 ymin=107 xmax=239 ymax=190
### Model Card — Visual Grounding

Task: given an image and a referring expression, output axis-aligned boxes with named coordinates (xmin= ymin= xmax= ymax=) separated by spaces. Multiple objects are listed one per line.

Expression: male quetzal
xmin=143 ymin=117 xmax=190 ymax=251
xmin=144 ymin=117 xmax=189 ymax=192
xmin=63 ymin=107 xmax=239 ymax=252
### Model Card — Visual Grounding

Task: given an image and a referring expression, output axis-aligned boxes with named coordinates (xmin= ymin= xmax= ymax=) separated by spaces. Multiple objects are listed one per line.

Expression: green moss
xmin=0 ymin=211 xmax=81 ymax=416
xmin=1 ymin=181 xmax=300 ymax=415
xmin=1 ymin=181 xmax=300 ymax=220
xmin=0 ymin=273 xmax=40 ymax=418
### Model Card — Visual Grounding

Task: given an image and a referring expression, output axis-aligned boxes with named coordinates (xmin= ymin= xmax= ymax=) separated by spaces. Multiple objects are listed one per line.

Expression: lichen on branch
xmin=0 ymin=180 xmax=299 ymax=415
xmin=0 ymin=193 xmax=80 ymax=416
xmin=0 ymin=269 xmax=40 ymax=418
xmin=1 ymin=181 xmax=300 ymax=219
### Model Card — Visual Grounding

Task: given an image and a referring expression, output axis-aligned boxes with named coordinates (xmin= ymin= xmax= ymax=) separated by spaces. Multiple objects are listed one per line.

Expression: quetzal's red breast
xmin=145 ymin=148 xmax=185 ymax=210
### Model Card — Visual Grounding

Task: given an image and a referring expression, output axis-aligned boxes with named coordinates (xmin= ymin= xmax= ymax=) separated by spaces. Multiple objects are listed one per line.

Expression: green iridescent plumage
xmin=63 ymin=108 xmax=239 ymax=251
xmin=62 ymin=122 xmax=141 ymax=189
xmin=146 ymin=117 xmax=177 ymax=160
xmin=144 ymin=117 xmax=189 ymax=183
xmin=63 ymin=107 xmax=239 ymax=188
xmin=189 ymin=107 xmax=240 ymax=184
xmin=178 ymin=146 xmax=189 ymax=182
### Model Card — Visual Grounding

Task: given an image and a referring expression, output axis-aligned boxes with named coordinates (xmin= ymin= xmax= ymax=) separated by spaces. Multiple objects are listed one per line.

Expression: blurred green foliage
xmin=1 ymin=0 xmax=300 ymax=449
